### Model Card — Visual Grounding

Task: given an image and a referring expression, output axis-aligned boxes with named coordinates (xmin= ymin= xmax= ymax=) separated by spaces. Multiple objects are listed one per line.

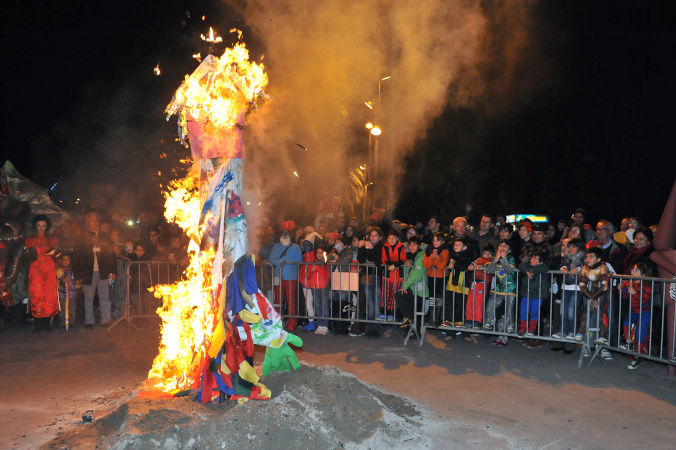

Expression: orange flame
xmin=151 ymin=41 xmax=268 ymax=392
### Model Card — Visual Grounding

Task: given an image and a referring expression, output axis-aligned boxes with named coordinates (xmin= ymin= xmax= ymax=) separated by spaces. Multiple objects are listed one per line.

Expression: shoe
xmin=454 ymin=321 xmax=464 ymax=327
xmin=483 ymin=323 xmax=493 ymax=330
xmin=387 ymin=315 xmax=394 ymax=322
xmin=600 ymin=349 xmax=613 ymax=361
xmin=552 ymin=332 xmax=562 ymax=339
xmin=400 ymin=318 xmax=412 ymax=328
xmin=506 ymin=327 xmax=515 ymax=334
xmin=517 ymin=331 xmax=526 ymax=337
xmin=583 ymin=347 xmax=589 ymax=357
xmin=628 ymin=358 xmax=645 ymax=370
xmin=594 ymin=337 xmax=608 ymax=345
xmin=524 ymin=339 xmax=543 ymax=349
xmin=565 ymin=333 xmax=574 ymax=340
xmin=85 ymin=324 xmax=94 ymax=330
xmin=376 ymin=315 xmax=386 ymax=321
xmin=473 ymin=324 xmax=482 ymax=330
xmin=314 ymin=326 xmax=329 ymax=335
xmin=574 ymin=334 xmax=583 ymax=342
xmin=525 ymin=331 xmax=535 ymax=337
xmin=302 ymin=322 xmax=316 ymax=332
xmin=493 ymin=336 xmax=507 ymax=347
xmin=439 ymin=321 xmax=452 ymax=328
xmin=348 ymin=331 xmax=365 ymax=337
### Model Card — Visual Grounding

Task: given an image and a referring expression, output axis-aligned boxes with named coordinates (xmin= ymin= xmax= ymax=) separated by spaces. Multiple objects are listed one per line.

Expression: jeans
xmin=84 ymin=271 xmax=111 ymax=325
xmin=310 ymin=287 xmax=329 ymax=327
xmin=561 ymin=289 xmax=582 ymax=335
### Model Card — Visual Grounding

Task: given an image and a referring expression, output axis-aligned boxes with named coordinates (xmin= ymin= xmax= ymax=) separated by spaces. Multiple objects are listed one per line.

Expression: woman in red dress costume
xmin=25 ymin=214 xmax=59 ymax=333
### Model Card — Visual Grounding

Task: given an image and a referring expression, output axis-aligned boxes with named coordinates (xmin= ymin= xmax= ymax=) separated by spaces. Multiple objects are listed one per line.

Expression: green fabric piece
xmin=262 ymin=333 xmax=303 ymax=376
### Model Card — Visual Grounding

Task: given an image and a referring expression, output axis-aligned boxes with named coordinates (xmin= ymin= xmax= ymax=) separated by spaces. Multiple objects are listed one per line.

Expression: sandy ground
xmin=1 ymin=318 xmax=675 ymax=449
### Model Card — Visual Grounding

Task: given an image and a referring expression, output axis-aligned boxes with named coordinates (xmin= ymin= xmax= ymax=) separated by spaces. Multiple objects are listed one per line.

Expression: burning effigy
xmin=146 ymin=39 xmax=302 ymax=403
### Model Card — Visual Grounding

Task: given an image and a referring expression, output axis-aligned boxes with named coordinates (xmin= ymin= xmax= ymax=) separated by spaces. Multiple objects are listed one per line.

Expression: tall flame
xmin=150 ymin=40 xmax=268 ymax=392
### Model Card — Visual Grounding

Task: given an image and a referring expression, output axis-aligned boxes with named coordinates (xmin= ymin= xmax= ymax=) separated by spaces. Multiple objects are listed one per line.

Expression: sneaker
xmin=552 ymin=332 xmax=562 ymax=339
xmin=506 ymin=327 xmax=515 ymax=334
xmin=314 ymin=326 xmax=329 ymax=335
xmin=517 ymin=330 xmax=526 ymax=337
xmin=483 ymin=323 xmax=493 ymax=330
xmin=493 ymin=336 xmax=507 ymax=347
xmin=387 ymin=315 xmax=395 ymax=322
xmin=348 ymin=331 xmax=365 ymax=337
xmin=574 ymin=334 xmax=583 ymax=342
xmin=454 ymin=321 xmax=464 ymax=327
xmin=376 ymin=315 xmax=386 ymax=321
xmin=525 ymin=331 xmax=535 ymax=337
xmin=303 ymin=322 xmax=316 ymax=332
xmin=473 ymin=324 xmax=482 ymax=330
xmin=594 ymin=337 xmax=608 ymax=345
xmin=583 ymin=347 xmax=589 ymax=357
xmin=628 ymin=358 xmax=645 ymax=370
xmin=439 ymin=321 xmax=452 ymax=328
xmin=524 ymin=339 xmax=543 ymax=349
xmin=600 ymin=349 xmax=613 ymax=361
xmin=565 ymin=333 xmax=574 ymax=340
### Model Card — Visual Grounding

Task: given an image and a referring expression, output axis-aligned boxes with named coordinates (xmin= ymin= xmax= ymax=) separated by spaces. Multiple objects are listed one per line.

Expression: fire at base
xmin=147 ymin=39 xmax=302 ymax=403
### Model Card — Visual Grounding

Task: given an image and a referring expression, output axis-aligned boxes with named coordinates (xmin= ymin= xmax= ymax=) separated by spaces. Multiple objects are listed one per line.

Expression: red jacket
xmin=299 ymin=252 xmax=330 ymax=289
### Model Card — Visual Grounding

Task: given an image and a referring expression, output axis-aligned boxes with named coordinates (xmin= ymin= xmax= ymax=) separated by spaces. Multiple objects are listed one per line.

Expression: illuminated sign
xmin=506 ymin=214 xmax=549 ymax=224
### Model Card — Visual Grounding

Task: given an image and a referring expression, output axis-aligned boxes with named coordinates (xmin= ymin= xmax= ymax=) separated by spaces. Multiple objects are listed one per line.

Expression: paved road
xmin=1 ymin=321 xmax=675 ymax=448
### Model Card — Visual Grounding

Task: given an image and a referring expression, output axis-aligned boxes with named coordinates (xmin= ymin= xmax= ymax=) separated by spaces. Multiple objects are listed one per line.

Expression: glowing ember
xmin=201 ymin=27 xmax=223 ymax=43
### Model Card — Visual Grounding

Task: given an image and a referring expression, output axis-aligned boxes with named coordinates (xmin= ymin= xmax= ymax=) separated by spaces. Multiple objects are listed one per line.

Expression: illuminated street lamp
xmin=370 ymin=126 xmax=381 ymax=136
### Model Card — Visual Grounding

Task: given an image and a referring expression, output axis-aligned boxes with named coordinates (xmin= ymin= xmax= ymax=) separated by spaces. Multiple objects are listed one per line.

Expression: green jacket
xmin=402 ymin=251 xmax=428 ymax=297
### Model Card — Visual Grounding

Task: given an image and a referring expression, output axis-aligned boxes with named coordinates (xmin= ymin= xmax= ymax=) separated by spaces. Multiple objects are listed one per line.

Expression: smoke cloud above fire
xmin=228 ymin=0 xmax=541 ymax=223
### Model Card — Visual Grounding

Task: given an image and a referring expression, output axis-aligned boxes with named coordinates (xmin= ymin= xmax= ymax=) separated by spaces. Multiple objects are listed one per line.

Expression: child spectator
xmin=56 ymin=255 xmax=80 ymax=329
xmin=443 ymin=237 xmax=473 ymax=327
xmin=484 ymin=240 xmax=518 ymax=339
xmin=517 ymin=249 xmax=550 ymax=338
xmin=554 ymin=238 xmax=585 ymax=340
xmin=299 ymin=244 xmax=331 ymax=335
xmin=464 ymin=243 xmax=494 ymax=329
xmin=394 ymin=236 xmax=428 ymax=329
xmin=422 ymin=232 xmax=450 ymax=326
xmin=574 ymin=247 xmax=612 ymax=360
xmin=380 ymin=229 xmax=407 ymax=321
xmin=621 ymin=263 xmax=653 ymax=369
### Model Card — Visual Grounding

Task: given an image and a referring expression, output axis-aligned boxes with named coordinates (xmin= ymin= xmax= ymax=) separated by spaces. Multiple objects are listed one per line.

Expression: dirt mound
xmin=46 ymin=365 xmax=435 ymax=449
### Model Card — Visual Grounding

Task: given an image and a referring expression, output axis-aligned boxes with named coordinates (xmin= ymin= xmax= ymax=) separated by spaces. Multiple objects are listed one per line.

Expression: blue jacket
xmin=269 ymin=242 xmax=302 ymax=280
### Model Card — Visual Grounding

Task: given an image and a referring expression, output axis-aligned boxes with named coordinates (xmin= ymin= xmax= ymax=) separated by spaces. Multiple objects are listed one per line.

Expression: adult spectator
xmin=531 ymin=224 xmax=553 ymax=265
xmin=167 ymin=234 xmax=190 ymax=273
xmin=269 ymin=221 xmax=302 ymax=331
xmin=25 ymin=214 xmax=59 ymax=333
xmin=463 ymin=202 xmax=479 ymax=228
xmin=567 ymin=208 xmax=596 ymax=243
xmin=452 ymin=217 xmax=479 ymax=261
xmin=422 ymin=215 xmax=441 ymax=246
xmin=515 ymin=221 xmax=533 ymax=262
xmin=593 ymin=220 xmax=628 ymax=274
xmin=355 ymin=226 xmax=384 ymax=338
xmin=469 ymin=214 xmax=500 ymax=251
xmin=144 ymin=227 xmax=165 ymax=261
xmin=566 ymin=223 xmax=586 ymax=243
xmin=73 ymin=212 xmax=117 ymax=329
xmin=622 ymin=228 xmax=657 ymax=275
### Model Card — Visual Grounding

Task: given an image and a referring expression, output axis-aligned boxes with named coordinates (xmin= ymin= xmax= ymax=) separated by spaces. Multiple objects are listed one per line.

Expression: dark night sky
xmin=2 ymin=1 xmax=675 ymax=226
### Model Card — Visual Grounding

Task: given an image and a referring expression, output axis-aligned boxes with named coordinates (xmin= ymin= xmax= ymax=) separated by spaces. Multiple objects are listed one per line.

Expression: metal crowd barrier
xmin=275 ymin=260 xmax=675 ymax=369
xmin=276 ymin=260 xmax=405 ymax=332
xmin=108 ymin=260 xmax=181 ymax=331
